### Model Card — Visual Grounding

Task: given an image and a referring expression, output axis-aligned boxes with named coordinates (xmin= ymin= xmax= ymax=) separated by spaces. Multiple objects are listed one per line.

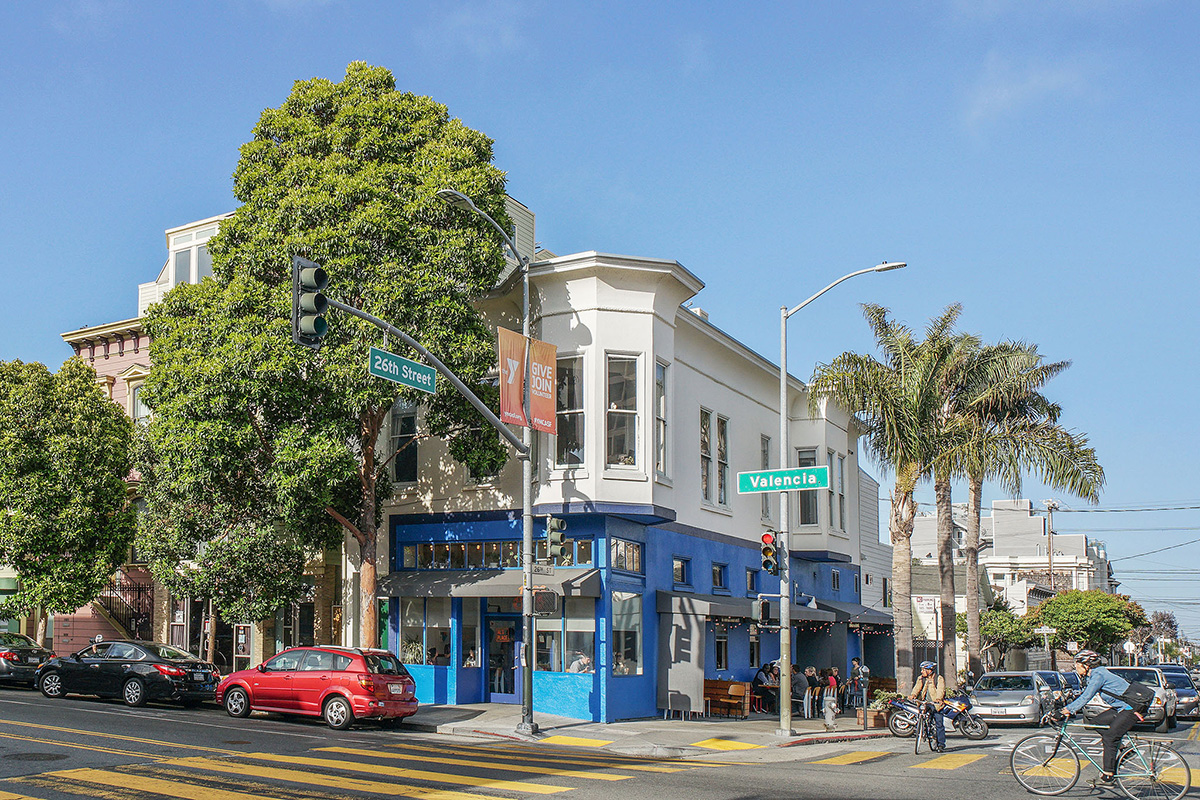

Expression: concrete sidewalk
xmin=401 ymin=703 xmax=893 ymax=756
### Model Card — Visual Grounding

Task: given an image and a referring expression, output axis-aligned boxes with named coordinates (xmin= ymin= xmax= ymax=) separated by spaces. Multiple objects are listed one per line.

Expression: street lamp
xmin=775 ymin=261 xmax=905 ymax=736
xmin=437 ymin=188 xmax=539 ymax=735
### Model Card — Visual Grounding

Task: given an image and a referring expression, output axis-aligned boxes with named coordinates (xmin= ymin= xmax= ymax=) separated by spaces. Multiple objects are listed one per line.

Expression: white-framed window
xmin=700 ymin=409 xmax=729 ymax=506
xmin=390 ymin=400 xmax=418 ymax=484
xmin=654 ymin=361 xmax=668 ymax=476
xmin=831 ymin=569 xmax=841 ymax=591
xmin=797 ymin=447 xmax=818 ymax=525
xmin=760 ymin=435 xmax=771 ymax=519
xmin=837 ymin=454 xmax=846 ymax=530
xmin=606 ymin=354 xmax=639 ymax=467
xmin=827 ymin=449 xmax=837 ymax=529
xmin=556 ymin=355 xmax=584 ymax=467
xmin=168 ymin=224 xmax=217 ymax=287
xmin=700 ymin=409 xmax=712 ymax=501
xmin=131 ymin=384 xmax=150 ymax=425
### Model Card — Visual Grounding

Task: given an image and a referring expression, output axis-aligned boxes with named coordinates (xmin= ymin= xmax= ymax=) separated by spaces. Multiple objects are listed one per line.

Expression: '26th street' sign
xmin=737 ymin=466 xmax=829 ymax=494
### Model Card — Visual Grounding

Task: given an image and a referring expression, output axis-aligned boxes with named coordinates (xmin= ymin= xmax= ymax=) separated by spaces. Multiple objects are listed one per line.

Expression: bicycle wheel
xmin=914 ymin=714 xmax=925 ymax=755
xmin=1010 ymin=733 xmax=1081 ymax=796
xmin=1116 ymin=741 xmax=1191 ymax=800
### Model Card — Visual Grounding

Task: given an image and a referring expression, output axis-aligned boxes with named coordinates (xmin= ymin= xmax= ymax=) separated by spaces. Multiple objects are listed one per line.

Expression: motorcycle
xmin=888 ymin=692 xmax=989 ymax=740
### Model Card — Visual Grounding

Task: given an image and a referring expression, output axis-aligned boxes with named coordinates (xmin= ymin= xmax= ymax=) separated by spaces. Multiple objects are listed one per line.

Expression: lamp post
xmin=776 ymin=261 xmax=905 ymax=736
xmin=436 ymin=189 xmax=538 ymax=735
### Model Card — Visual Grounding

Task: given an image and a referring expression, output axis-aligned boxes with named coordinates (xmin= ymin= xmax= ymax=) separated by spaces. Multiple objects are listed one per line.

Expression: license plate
xmin=992 ymin=708 xmax=1007 ymax=715
xmin=191 ymin=672 xmax=206 ymax=681
xmin=26 ymin=657 xmax=38 ymax=664
xmin=388 ymin=684 xmax=404 ymax=695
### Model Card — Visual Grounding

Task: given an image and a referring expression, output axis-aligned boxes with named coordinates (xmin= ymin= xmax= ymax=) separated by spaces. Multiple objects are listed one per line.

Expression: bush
xmin=870 ymin=690 xmax=904 ymax=710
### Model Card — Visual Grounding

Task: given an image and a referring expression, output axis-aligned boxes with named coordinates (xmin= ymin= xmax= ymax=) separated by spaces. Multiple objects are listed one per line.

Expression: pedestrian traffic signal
xmin=546 ymin=516 xmax=568 ymax=559
xmin=757 ymin=598 xmax=771 ymax=626
xmin=761 ymin=531 xmax=779 ymax=575
xmin=292 ymin=255 xmax=329 ymax=350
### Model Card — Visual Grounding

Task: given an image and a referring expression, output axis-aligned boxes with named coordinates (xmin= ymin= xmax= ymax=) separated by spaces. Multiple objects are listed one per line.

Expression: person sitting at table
xmin=567 ymin=652 xmax=593 ymax=673
xmin=752 ymin=662 xmax=778 ymax=713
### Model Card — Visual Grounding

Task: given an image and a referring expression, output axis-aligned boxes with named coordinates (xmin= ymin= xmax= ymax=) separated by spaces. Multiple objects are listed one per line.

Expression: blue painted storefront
xmin=383 ymin=508 xmax=891 ymax=722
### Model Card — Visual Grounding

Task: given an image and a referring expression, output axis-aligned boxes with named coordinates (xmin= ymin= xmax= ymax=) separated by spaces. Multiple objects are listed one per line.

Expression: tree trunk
xmin=206 ymin=601 xmax=218 ymax=667
xmin=35 ymin=611 xmax=47 ymax=650
xmin=965 ymin=473 xmax=984 ymax=680
xmin=935 ymin=472 xmax=958 ymax=689
xmin=356 ymin=410 xmax=384 ymax=650
xmin=890 ymin=487 xmax=917 ymax=694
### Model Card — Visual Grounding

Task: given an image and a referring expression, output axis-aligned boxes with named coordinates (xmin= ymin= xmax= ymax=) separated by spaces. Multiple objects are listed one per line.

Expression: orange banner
xmin=497 ymin=327 xmax=527 ymax=427
xmin=528 ymin=338 xmax=557 ymax=434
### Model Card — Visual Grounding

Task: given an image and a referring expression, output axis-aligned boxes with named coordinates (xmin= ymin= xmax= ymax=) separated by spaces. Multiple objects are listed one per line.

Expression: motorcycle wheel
xmin=888 ymin=711 xmax=916 ymax=738
xmin=957 ymin=715 xmax=989 ymax=740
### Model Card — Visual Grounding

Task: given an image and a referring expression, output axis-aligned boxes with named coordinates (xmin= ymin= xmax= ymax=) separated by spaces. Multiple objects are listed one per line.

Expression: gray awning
xmin=816 ymin=599 xmax=894 ymax=626
xmin=657 ymin=591 xmax=836 ymax=623
xmin=375 ymin=568 xmax=601 ymax=598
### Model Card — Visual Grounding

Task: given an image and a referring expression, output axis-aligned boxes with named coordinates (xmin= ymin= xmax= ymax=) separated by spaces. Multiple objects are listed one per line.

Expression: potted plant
xmin=858 ymin=690 xmax=902 ymax=727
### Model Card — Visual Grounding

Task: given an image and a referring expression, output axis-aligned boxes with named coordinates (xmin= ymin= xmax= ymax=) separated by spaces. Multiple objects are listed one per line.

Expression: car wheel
xmin=323 ymin=695 xmax=354 ymax=730
xmin=1168 ymin=713 xmax=1178 ymax=730
xmin=39 ymin=671 xmax=64 ymax=699
xmin=224 ymin=687 xmax=251 ymax=718
xmin=122 ymin=678 xmax=147 ymax=707
xmin=1156 ymin=714 xmax=1171 ymax=733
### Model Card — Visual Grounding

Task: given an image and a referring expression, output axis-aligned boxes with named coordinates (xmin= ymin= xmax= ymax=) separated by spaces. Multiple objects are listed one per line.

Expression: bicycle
xmin=1009 ymin=709 xmax=1191 ymax=800
xmin=913 ymin=702 xmax=942 ymax=755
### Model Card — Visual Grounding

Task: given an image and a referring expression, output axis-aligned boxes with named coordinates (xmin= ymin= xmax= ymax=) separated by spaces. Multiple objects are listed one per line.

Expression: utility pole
xmin=1043 ymin=499 xmax=1059 ymax=670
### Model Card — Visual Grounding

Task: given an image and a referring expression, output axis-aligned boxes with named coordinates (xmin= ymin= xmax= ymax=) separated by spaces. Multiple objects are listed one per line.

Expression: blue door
xmin=485 ymin=617 xmax=521 ymax=704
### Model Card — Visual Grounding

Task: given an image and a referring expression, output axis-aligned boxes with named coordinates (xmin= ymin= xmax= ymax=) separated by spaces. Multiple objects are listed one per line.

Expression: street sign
xmin=737 ymin=465 xmax=829 ymax=494
xmin=531 ymin=564 xmax=554 ymax=576
xmin=368 ymin=346 xmax=436 ymax=394
xmin=1123 ymin=640 xmax=1137 ymax=654
xmin=1033 ymin=626 xmax=1057 ymax=635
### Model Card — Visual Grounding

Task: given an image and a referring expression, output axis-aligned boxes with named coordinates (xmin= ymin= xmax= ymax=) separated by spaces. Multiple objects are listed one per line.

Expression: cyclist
xmin=1059 ymin=649 xmax=1146 ymax=785
xmin=909 ymin=660 xmax=947 ymax=752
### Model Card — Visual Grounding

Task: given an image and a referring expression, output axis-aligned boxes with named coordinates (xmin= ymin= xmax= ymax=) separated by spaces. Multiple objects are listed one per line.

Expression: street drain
xmin=5 ymin=753 xmax=68 ymax=762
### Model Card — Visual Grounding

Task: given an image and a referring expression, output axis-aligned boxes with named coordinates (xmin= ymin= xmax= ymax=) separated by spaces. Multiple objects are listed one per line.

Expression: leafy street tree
xmin=0 ymin=358 xmax=135 ymax=644
xmin=1030 ymin=590 xmax=1147 ymax=653
xmin=810 ymin=304 xmax=966 ymax=693
xmin=139 ymin=62 xmax=511 ymax=648
xmin=956 ymin=603 xmax=1035 ymax=670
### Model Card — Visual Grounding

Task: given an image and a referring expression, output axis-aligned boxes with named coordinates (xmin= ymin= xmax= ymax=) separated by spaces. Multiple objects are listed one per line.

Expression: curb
xmin=782 ymin=730 xmax=894 ymax=747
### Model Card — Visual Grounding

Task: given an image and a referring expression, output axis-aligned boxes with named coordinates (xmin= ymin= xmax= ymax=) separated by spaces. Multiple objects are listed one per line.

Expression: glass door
xmin=485 ymin=617 xmax=521 ymax=704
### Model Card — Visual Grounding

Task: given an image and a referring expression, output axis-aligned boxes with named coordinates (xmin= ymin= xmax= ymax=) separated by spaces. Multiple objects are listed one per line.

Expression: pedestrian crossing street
xmin=0 ymin=739 xmax=731 ymax=800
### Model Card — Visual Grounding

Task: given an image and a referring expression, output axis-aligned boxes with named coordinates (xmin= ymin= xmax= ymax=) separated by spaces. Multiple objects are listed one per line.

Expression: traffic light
xmin=546 ymin=516 xmax=568 ymax=560
xmin=761 ymin=531 xmax=779 ymax=575
xmin=292 ymin=255 xmax=329 ymax=350
xmin=757 ymin=598 xmax=771 ymax=626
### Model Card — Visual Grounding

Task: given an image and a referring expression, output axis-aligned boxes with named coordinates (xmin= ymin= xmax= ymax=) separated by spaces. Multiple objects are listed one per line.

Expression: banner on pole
xmin=528 ymin=338 xmax=557 ymax=434
xmin=497 ymin=327 xmax=528 ymax=427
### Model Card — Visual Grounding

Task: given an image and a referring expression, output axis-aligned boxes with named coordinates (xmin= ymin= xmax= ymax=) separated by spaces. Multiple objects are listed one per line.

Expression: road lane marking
xmin=0 ymin=730 xmax=154 ymax=758
xmin=911 ymin=753 xmax=988 ymax=770
xmin=319 ymin=745 xmax=631 ymax=781
xmin=810 ymin=750 xmax=890 ymax=765
xmin=0 ymin=717 xmax=240 ymax=755
xmin=539 ymin=735 xmax=613 ymax=747
xmin=386 ymin=741 xmax=691 ymax=773
xmin=0 ymin=790 xmax=43 ymax=800
xmin=198 ymin=752 xmax=570 ymax=795
xmin=37 ymin=768 xmax=281 ymax=800
xmin=1013 ymin=758 xmax=1077 ymax=779
xmin=690 ymin=738 xmax=762 ymax=751
xmin=158 ymin=756 xmax=495 ymax=800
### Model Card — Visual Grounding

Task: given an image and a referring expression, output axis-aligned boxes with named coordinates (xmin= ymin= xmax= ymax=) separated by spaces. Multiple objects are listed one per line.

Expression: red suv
xmin=215 ymin=645 xmax=417 ymax=729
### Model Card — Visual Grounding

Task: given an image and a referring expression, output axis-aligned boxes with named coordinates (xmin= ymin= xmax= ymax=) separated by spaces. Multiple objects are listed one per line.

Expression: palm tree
xmin=939 ymin=343 xmax=1104 ymax=677
xmin=809 ymin=303 xmax=966 ymax=693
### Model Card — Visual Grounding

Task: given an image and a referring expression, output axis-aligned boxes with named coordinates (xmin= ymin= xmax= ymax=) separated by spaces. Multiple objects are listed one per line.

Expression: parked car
xmin=1082 ymin=666 xmax=1177 ymax=733
xmin=1059 ymin=669 xmax=1083 ymax=700
xmin=1036 ymin=670 xmax=1066 ymax=701
xmin=1160 ymin=671 xmax=1199 ymax=720
xmin=215 ymin=645 xmax=417 ymax=730
xmin=967 ymin=671 xmax=1056 ymax=725
xmin=0 ymin=632 xmax=54 ymax=686
xmin=36 ymin=639 xmax=219 ymax=707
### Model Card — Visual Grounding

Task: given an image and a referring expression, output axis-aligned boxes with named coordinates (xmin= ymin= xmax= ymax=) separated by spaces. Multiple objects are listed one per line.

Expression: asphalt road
xmin=0 ymin=684 xmax=1195 ymax=800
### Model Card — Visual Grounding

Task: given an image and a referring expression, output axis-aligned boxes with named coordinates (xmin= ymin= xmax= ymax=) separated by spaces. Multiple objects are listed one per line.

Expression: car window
xmin=80 ymin=643 xmax=113 ymax=659
xmin=975 ymin=675 xmax=1034 ymax=691
xmin=300 ymin=650 xmax=334 ymax=671
xmin=1111 ymin=668 xmax=1162 ymax=687
xmin=1165 ymin=673 xmax=1194 ymax=690
xmin=1038 ymin=672 xmax=1060 ymax=688
xmin=106 ymin=643 xmax=143 ymax=660
xmin=140 ymin=642 xmax=196 ymax=661
xmin=332 ymin=654 xmax=352 ymax=671
xmin=0 ymin=633 xmax=37 ymax=647
xmin=364 ymin=652 xmax=409 ymax=676
xmin=265 ymin=651 xmax=303 ymax=671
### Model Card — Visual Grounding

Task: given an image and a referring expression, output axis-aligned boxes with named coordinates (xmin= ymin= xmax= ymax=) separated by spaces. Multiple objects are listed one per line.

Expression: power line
xmin=1109 ymin=537 xmax=1200 ymax=563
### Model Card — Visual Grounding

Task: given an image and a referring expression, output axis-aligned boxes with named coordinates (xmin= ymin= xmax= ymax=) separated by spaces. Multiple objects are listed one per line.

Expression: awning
xmin=656 ymin=591 xmax=836 ymax=623
xmin=816 ymin=599 xmax=894 ymax=626
xmin=376 ymin=568 xmax=601 ymax=598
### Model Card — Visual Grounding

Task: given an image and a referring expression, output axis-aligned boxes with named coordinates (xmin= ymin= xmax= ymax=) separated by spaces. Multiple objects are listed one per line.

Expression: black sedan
xmin=36 ymin=639 xmax=219 ymax=707
xmin=0 ymin=632 xmax=54 ymax=686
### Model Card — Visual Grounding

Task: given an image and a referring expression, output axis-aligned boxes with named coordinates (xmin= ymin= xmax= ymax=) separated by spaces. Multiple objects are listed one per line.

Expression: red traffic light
xmin=760 ymin=532 xmax=775 ymax=545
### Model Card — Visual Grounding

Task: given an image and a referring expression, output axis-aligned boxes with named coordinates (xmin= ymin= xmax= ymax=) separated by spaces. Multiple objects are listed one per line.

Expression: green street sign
xmin=368 ymin=346 xmax=436 ymax=394
xmin=737 ymin=466 xmax=829 ymax=494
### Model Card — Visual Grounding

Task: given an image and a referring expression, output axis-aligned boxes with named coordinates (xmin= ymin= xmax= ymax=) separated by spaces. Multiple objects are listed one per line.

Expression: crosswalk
xmin=0 ymin=739 xmax=731 ymax=800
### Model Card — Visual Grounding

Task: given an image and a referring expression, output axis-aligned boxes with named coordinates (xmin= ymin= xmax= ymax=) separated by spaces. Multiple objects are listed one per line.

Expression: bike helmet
xmin=919 ymin=660 xmax=937 ymax=671
xmin=1074 ymin=649 xmax=1103 ymax=667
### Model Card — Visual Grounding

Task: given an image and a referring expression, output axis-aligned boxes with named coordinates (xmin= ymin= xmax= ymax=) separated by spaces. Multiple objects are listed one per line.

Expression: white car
xmin=1082 ymin=666 xmax=1177 ymax=733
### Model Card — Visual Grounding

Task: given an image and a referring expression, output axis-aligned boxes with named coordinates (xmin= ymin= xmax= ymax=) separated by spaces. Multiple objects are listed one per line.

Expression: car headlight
xmin=1152 ymin=696 xmax=1163 ymax=706
xmin=1022 ymin=695 xmax=1036 ymax=705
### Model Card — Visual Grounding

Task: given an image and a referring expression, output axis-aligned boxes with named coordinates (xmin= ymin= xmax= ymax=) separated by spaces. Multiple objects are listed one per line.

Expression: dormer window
xmin=168 ymin=225 xmax=217 ymax=287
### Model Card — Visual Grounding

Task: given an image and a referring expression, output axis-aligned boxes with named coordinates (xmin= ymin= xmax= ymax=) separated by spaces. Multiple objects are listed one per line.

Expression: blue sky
xmin=2 ymin=2 xmax=1198 ymax=637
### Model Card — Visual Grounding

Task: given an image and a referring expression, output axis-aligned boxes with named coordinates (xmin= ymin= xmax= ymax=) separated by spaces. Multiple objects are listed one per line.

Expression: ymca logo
xmin=505 ymin=358 xmax=520 ymax=384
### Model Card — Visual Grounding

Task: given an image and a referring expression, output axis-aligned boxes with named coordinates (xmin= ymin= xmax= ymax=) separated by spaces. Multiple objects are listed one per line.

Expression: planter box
xmin=857 ymin=708 xmax=889 ymax=728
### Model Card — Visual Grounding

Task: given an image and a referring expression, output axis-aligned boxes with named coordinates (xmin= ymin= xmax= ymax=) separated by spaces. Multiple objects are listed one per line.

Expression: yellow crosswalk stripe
xmin=37 ymin=768 xmax=280 ymax=800
xmin=810 ymin=750 xmax=890 ymax=765
xmin=0 ymin=790 xmax=42 ymax=800
xmin=690 ymin=738 xmax=762 ymax=751
xmin=200 ymin=752 xmax=570 ymax=795
xmin=0 ymin=729 xmax=153 ymax=759
xmin=911 ymin=753 xmax=987 ymax=770
xmin=319 ymin=745 xmax=631 ymax=781
xmin=1158 ymin=767 xmax=1194 ymax=785
xmin=540 ymin=735 xmax=613 ymax=747
xmin=386 ymin=741 xmax=691 ymax=773
xmin=159 ymin=756 xmax=493 ymax=800
xmin=1014 ymin=758 xmax=1077 ymax=779
xmin=0 ymin=718 xmax=238 ymax=756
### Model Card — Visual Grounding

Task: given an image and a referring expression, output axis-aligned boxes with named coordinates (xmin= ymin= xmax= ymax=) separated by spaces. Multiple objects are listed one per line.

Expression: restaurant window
xmin=612 ymin=591 xmax=642 ymax=675
xmin=556 ymin=355 xmax=584 ymax=467
xmin=749 ymin=628 xmax=760 ymax=667
xmin=606 ymin=354 xmax=638 ymax=467
xmin=425 ymin=597 xmax=451 ymax=665
xmin=535 ymin=614 xmax=562 ymax=672
xmin=714 ymin=629 xmax=728 ymax=671
xmin=610 ymin=539 xmax=643 ymax=574
xmin=564 ymin=598 xmax=595 ymax=672
xmin=399 ymin=598 xmax=424 ymax=664
xmin=462 ymin=600 xmax=480 ymax=668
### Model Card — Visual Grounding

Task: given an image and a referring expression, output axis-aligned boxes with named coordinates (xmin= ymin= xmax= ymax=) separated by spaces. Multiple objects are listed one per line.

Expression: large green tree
xmin=1030 ymin=590 xmax=1147 ymax=653
xmin=956 ymin=603 xmax=1036 ymax=670
xmin=810 ymin=304 xmax=966 ymax=692
xmin=138 ymin=62 xmax=511 ymax=648
xmin=0 ymin=358 xmax=135 ymax=643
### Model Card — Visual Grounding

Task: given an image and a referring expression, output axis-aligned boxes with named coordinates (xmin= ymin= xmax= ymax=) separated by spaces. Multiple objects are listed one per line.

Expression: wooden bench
xmin=703 ymin=679 xmax=751 ymax=719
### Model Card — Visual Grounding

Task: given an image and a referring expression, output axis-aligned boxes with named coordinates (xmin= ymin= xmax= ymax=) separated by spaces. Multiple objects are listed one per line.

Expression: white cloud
xmin=963 ymin=51 xmax=1098 ymax=129
xmin=415 ymin=0 xmax=532 ymax=62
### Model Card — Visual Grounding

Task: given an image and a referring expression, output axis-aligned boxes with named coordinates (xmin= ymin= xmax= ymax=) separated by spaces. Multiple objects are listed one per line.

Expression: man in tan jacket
xmin=909 ymin=660 xmax=947 ymax=751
